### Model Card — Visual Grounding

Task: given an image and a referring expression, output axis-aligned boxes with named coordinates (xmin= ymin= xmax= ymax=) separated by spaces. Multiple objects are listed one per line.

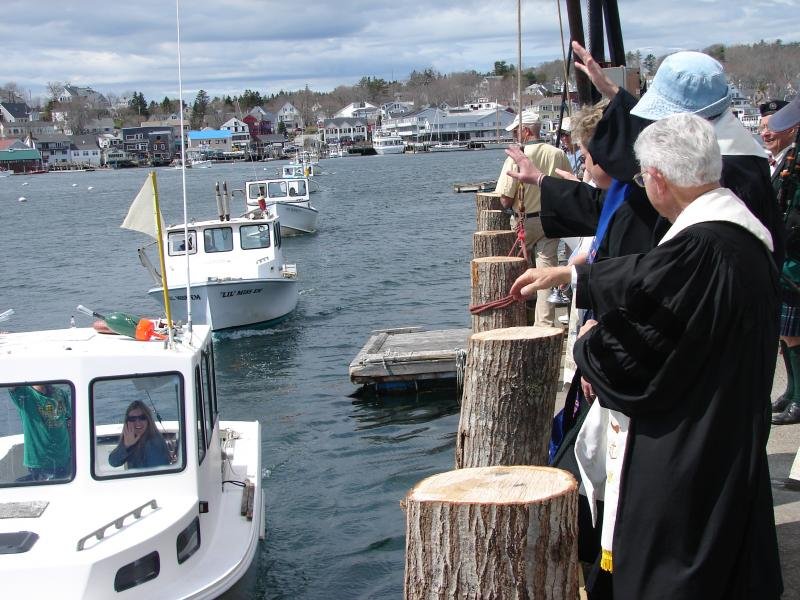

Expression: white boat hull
xmin=374 ymin=145 xmax=405 ymax=155
xmin=149 ymin=278 xmax=298 ymax=330
xmin=268 ymin=201 xmax=319 ymax=235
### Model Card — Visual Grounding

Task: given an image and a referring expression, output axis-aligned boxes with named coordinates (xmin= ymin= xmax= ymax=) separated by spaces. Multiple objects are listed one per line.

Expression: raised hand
xmin=504 ymin=145 xmax=543 ymax=184
xmin=122 ymin=421 xmax=142 ymax=448
xmin=572 ymin=41 xmax=620 ymax=100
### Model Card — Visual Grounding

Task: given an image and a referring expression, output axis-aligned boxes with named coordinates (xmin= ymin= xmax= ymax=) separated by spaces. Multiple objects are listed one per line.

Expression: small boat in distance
xmin=136 ymin=188 xmax=299 ymax=331
xmin=372 ymin=130 xmax=405 ymax=155
xmin=0 ymin=320 xmax=263 ymax=599
xmin=244 ymin=177 xmax=319 ymax=235
xmin=430 ymin=141 xmax=469 ymax=152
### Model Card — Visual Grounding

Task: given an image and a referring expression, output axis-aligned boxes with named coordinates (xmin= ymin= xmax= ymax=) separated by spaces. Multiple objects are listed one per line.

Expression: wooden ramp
xmin=349 ymin=327 xmax=471 ymax=391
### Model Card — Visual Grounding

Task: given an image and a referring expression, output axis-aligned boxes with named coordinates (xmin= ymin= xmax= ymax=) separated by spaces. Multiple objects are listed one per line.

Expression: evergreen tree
xmin=190 ymin=89 xmax=210 ymax=129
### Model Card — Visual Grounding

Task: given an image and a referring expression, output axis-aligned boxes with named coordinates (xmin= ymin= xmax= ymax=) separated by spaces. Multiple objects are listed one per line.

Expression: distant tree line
xmin=1 ymin=39 xmax=797 ymax=134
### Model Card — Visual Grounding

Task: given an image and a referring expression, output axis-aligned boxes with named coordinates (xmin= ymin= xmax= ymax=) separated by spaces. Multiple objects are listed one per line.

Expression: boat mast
xmin=175 ymin=0 xmax=192 ymax=332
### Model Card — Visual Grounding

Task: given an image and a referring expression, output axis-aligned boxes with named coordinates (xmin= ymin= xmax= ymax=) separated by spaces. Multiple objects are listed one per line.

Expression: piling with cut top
xmin=456 ymin=326 xmax=564 ymax=468
xmin=470 ymin=256 xmax=527 ymax=333
xmin=475 ymin=191 xmax=504 ymax=225
xmin=403 ymin=465 xmax=579 ymax=600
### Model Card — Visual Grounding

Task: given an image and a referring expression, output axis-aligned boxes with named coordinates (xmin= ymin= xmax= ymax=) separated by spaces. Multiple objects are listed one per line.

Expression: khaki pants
xmin=511 ymin=215 xmax=558 ymax=326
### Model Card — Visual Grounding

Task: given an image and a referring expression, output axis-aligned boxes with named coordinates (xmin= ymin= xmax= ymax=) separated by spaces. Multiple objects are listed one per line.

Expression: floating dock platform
xmin=349 ymin=327 xmax=471 ymax=392
xmin=453 ymin=181 xmax=496 ymax=193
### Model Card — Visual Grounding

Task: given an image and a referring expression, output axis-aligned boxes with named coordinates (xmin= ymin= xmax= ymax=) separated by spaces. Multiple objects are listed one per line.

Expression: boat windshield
xmin=268 ymin=181 xmax=287 ymax=198
xmin=240 ymin=224 xmax=271 ymax=250
xmin=168 ymin=230 xmax=197 ymax=256
xmin=204 ymin=227 xmax=233 ymax=253
xmin=288 ymin=180 xmax=306 ymax=197
xmin=92 ymin=373 xmax=184 ymax=479
xmin=0 ymin=382 xmax=75 ymax=486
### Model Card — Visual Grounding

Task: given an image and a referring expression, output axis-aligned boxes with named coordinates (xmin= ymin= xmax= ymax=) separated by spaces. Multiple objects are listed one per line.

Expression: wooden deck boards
xmin=349 ymin=327 xmax=471 ymax=387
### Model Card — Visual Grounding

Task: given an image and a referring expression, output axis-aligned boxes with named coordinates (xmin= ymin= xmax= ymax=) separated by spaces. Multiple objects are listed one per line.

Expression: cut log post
xmin=403 ymin=466 xmax=579 ymax=600
xmin=473 ymin=230 xmax=516 ymax=259
xmin=477 ymin=209 xmax=511 ymax=232
xmin=456 ymin=326 xmax=564 ymax=468
xmin=470 ymin=256 xmax=527 ymax=333
xmin=475 ymin=191 xmax=504 ymax=225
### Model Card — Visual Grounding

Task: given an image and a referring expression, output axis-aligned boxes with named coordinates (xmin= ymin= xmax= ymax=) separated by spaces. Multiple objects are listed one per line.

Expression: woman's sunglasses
xmin=127 ymin=415 xmax=148 ymax=423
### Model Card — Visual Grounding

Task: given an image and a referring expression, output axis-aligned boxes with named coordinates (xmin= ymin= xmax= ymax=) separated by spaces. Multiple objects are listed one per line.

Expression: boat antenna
xmin=175 ymin=0 xmax=192 ymax=332
xmin=516 ymin=0 xmax=523 ymax=147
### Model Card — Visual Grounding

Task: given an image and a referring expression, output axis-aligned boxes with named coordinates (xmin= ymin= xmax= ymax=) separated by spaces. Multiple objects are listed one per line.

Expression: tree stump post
xmin=473 ymin=230 xmax=516 ymax=259
xmin=456 ymin=326 xmax=564 ymax=468
xmin=470 ymin=256 xmax=527 ymax=333
xmin=476 ymin=191 xmax=504 ymax=225
xmin=477 ymin=209 xmax=511 ymax=232
xmin=403 ymin=466 xmax=579 ymax=600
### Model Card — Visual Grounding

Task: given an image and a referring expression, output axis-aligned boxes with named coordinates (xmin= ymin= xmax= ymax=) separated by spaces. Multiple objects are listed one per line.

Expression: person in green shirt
xmin=9 ymin=384 xmax=72 ymax=481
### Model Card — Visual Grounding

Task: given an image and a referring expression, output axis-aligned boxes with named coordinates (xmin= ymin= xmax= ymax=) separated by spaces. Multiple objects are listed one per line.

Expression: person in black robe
xmin=509 ymin=113 xmax=783 ymax=600
xmin=570 ymin=40 xmax=785 ymax=269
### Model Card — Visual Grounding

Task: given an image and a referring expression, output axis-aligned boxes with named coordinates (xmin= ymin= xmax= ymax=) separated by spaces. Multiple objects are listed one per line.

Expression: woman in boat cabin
xmin=109 ymin=400 xmax=171 ymax=469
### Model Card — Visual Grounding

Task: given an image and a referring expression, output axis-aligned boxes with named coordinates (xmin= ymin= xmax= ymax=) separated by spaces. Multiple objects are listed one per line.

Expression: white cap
xmin=505 ymin=110 xmax=540 ymax=131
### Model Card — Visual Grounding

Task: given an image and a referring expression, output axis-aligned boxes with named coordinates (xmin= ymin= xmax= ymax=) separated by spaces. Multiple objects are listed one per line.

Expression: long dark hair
xmin=121 ymin=400 xmax=160 ymax=463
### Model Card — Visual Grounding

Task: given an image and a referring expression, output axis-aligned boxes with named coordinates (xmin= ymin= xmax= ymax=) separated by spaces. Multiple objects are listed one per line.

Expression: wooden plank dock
xmin=349 ymin=327 xmax=471 ymax=391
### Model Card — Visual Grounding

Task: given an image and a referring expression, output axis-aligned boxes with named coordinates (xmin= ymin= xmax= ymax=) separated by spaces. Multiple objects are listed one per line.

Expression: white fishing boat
xmin=372 ymin=130 xmax=405 ymax=155
xmin=326 ymin=143 xmax=347 ymax=158
xmin=281 ymin=162 xmax=317 ymax=178
xmin=133 ymin=178 xmax=299 ymax=331
xmin=0 ymin=320 xmax=263 ymax=599
xmin=188 ymin=158 xmax=212 ymax=168
xmin=244 ymin=177 xmax=318 ymax=235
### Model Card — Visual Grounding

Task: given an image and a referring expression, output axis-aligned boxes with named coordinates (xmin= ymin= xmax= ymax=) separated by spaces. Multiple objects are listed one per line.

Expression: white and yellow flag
xmin=121 ymin=174 xmax=166 ymax=239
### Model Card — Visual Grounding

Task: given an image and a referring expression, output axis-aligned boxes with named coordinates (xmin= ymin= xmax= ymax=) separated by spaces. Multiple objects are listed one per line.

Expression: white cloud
xmin=1 ymin=0 xmax=797 ymax=103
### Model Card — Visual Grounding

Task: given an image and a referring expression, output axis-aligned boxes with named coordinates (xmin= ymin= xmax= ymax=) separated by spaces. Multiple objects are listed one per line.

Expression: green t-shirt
xmin=9 ymin=386 xmax=72 ymax=470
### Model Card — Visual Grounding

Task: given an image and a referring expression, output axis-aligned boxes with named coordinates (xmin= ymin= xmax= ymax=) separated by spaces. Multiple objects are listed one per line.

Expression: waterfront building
xmin=383 ymin=105 xmax=516 ymax=143
xmin=221 ymin=117 xmax=251 ymax=152
xmin=0 ymin=138 xmax=43 ymax=172
xmin=276 ymin=102 xmax=304 ymax=133
xmin=321 ymin=117 xmax=368 ymax=144
xmin=67 ymin=134 xmax=103 ymax=167
xmin=121 ymin=126 xmax=175 ymax=165
xmin=188 ymin=128 xmax=233 ymax=156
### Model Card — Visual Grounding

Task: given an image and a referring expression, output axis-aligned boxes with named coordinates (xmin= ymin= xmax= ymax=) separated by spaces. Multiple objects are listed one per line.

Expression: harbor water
xmin=0 ymin=150 xmax=508 ymax=599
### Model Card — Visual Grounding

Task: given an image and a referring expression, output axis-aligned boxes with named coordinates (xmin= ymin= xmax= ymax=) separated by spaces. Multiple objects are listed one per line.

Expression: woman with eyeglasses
xmin=109 ymin=400 xmax=170 ymax=469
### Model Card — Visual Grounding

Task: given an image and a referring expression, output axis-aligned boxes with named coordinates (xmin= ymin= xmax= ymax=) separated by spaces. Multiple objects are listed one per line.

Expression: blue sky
xmin=2 ymin=0 xmax=798 ymax=103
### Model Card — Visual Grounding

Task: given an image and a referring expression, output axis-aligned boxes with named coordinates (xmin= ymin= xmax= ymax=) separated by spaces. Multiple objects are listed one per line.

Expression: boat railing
xmin=76 ymin=499 xmax=159 ymax=551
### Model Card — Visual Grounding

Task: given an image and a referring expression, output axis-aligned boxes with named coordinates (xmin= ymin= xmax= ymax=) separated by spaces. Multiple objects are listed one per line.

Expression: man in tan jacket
xmin=495 ymin=110 xmax=571 ymax=326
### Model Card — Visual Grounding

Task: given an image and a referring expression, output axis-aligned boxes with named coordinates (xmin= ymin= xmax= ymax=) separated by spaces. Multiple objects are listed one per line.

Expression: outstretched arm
xmin=572 ymin=41 xmax=619 ymax=100
xmin=509 ymin=266 xmax=572 ymax=300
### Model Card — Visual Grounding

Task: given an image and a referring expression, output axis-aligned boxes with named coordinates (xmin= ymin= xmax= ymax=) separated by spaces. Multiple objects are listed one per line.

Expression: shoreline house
xmin=276 ymin=102 xmax=303 ymax=134
xmin=188 ymin=129 xmax=233 ymax=158
xmin=30 ymin=133 xmax=72 ymax=167
xmin=320 ymin=117 xmax=368 ymax=144
xmin=0 ymin=138 xmax=43 ymax=173
xmin=220 ymin=117 xmax=251 ymax=153
xmin=383 ymin=105 xmax=516 ymax=143
xmin=121 ymin=126 xmax=175 ymax=166
xmin=68 ymin=134 xmax=102 ymax=167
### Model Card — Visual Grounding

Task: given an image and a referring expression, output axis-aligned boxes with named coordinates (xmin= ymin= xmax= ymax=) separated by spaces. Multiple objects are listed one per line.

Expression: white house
xmin=57 ymin=85 xmax=108 ymax=107
xmin=188 ymin=129 xmax=232 ymax=154
xmin=220 ymin=117 xmax=251 ymax=151
xmin=321 ymin=117 xmax=368 ymax=143
xmin=276 ymin=102 xmax=303 ymax=132
xmin=68 ymin=134 xmax=103 ymax=166
xmin=334 ymin=101 xmax=378 ymax=120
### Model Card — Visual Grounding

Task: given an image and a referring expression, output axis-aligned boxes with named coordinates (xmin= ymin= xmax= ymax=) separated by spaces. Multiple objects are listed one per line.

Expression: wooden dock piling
xmin=403 ymin=466 xmax=579 ymax=600
xmin=472 ymin=230 xmax=516 ymax=259
xmin=477 ymin=208 xmax=511 ymax=231
xmin=456 ymin=326 xmax=564 ymax=468
xmin=470 ymin=256 xmax=527 ymax=333
xmin=475 ymin=191 xmax=504 ymax=225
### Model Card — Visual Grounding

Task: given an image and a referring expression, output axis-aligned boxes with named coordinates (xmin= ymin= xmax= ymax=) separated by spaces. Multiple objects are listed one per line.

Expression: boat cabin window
xmin=201 ymin=346 xmax=217 ymax=447
xmin=288 ymin=180 xmax=306 ymax=197
xmin=194 ymin=368 xmax=207 ymax=464
xmin=248 ymin=183 xmax=267 ymax=200
xmin=91 ymin=373 xmax=184 ymax=479
xmin=240 ymin=224 xmax=271 ymax=250
xmin=203 ymin=227 xmax=233 ymax=253
xmin=168 ymin=230 xmax=197 ymax=256
xmin=268 ymin=181 xmax=287 ymax=198
xmin=0 ymin=382 xmax=75 ymax=486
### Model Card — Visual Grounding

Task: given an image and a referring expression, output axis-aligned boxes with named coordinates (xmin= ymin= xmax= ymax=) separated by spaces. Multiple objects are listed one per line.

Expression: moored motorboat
xmin=0 ymin=320 xmax=263 ymax=599
xmin=244 ymin=177 xmax=319 ymax=235
xmin=430 ymin=141 xmax=468 ymax=152
xmin=133 ymin=180 xmax=299 ymax=331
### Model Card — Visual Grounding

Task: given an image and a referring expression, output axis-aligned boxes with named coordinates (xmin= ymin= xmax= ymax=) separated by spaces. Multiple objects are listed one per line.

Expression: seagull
xmin=87 ymin=186 xmax=94 ymax=190
xmin=18 ymin=197 xmax=26 ymax=202
xmin=21 ymin=182 xmax=28 ymax=186
xmin=72 ymin=183 xmax=77 ymax=187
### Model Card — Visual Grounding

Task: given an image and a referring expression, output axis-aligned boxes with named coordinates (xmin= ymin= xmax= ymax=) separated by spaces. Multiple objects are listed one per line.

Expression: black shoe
xmin=772 ymin=402 xmax=800 ymax=425
xmin=772 ymin=394 xmax=791 ymax=413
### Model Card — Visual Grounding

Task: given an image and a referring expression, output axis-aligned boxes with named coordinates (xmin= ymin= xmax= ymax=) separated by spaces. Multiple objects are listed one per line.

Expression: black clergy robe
xmin=540 ymin=177 xmax=665 ymax=263
xmin=588 ymin=89 xmax=785 ymax=268
xmin=573 ymin=220 xmax=783 ymax=600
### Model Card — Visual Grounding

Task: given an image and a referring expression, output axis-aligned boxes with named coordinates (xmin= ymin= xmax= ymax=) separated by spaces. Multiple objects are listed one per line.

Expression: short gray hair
xmin=634 ymin=113 xmax=722 ymax=187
